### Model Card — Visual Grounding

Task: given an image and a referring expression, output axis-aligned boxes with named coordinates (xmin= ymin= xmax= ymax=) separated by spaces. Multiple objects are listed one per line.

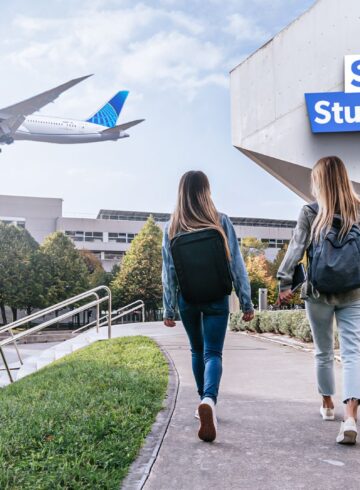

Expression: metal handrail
xmin=72 ymin=299 xmax=145 ymax=334
xmin=0 ymin=285 xmax=112 ymax=384
xmin=0 ymin=286 xmax=109 ymax=365
xmin=0 ymin=285 xmax=110 ymax=334
xmin=111 ymin=300 xmax=145 ymax=324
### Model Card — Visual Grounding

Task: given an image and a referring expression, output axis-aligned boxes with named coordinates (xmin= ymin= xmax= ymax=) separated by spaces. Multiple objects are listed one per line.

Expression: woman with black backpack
xmin=162 ymin=170 xmax=254 ymax=442
xmin=277 ymin=156 xmax=360 ymax=445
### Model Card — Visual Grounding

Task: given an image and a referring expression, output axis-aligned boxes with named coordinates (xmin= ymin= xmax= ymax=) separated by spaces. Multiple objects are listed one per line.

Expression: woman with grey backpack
xmin=277 ymin=156 xmax=360 ymax=445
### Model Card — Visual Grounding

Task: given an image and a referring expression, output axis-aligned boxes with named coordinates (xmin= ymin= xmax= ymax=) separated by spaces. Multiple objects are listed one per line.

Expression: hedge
xmin=230 ymin=310 xmax=313 ymax=342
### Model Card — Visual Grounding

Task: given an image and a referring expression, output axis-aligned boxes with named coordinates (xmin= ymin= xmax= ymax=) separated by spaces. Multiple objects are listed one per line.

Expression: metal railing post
xmin=108 ymin=290 xmax=112 ymax=339
xmin=0 ymin=347 xmax=13 ymax=383
xmin=10 ymin=329 xmax=23 ymax=365
xmin=96 ymin=303 xmax=100 ymax=334
xmin=142 ymin=305 xmax=145 ymax=322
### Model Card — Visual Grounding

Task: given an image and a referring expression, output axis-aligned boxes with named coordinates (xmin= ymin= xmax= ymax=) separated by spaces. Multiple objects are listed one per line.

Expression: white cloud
xmin=225 ymin=13 xmax=268 ymax=43
xmin=119 ymin=31 xmax=224 ymax=89
xmin=5 ymin=4 xmax=222 ymax=101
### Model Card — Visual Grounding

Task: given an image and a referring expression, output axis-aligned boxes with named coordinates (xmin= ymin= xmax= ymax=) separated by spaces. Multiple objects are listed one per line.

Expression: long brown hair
xmin=311 ymin=156 xmax=360 ymax=242
xmin=169 ymin=171 xmax=231 ymax=258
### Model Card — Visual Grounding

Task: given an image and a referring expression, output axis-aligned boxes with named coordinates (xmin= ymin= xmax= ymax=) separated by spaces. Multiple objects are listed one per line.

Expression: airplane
xmin=0 ymin=75 xmax=144 ymax=151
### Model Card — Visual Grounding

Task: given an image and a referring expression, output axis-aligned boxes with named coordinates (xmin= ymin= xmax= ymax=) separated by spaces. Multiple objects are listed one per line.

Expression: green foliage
xmin=230 ymin=310 xmax=313 ymax=342
xmin=241 ymin=236 xmax=267 ymax=261
xmin=0 ymin=223 xmax=47 ymax=320
xmin=111 ymin=217 xmax=163 ymax=311
xmin=245 ymin=253 xmax=278 ymax=306
xmin=41 ymin=232 xmax=90 ymax=305
xmin=80 ymin=249 xmax=108 ymax=289
xmin=268 ymin=244 xmax=288 ymax=278
xmin=0 ymin=336 xmax=168 ymax=489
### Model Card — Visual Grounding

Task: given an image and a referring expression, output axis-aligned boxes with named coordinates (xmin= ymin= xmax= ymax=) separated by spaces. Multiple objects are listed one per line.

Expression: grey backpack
xmin=307 ymin=203 xmax=360 ymax=294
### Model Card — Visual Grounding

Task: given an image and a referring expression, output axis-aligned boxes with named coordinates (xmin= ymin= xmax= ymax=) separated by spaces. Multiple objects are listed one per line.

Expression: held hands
xmin=275 ymin=289 xmax=293 ymax=306
xmin=164 ymin=318 xmax=176 ymax=327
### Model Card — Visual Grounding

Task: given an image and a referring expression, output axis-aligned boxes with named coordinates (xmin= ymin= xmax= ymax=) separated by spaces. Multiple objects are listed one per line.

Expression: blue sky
xmin=0 ymin=0 xmax=314 ymax=219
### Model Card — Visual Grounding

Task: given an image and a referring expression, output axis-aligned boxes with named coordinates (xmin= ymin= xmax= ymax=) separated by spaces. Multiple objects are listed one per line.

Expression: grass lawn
xmin=0 ymin=336 xmax=168 ymax=490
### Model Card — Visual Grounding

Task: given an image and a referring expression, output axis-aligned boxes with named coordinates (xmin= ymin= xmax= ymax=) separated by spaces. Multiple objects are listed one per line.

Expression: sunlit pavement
xmin=110 ymin=322 xmax=358 ymax=490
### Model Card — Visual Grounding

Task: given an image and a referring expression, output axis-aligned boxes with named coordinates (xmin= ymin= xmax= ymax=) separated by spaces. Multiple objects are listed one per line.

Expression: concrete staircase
xmin=0 ymin=327 xmax=106 ymax=388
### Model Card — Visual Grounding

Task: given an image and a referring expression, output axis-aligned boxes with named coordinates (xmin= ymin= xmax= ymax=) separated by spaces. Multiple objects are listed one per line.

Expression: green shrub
xmin=230 ymin=309 xmax=313 ymax=343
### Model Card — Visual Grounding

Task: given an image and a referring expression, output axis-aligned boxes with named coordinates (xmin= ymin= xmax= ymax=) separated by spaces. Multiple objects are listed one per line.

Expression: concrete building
xmin=230 ymin=0 xmax=360 ymax=200
xmin=0 ymin=194 xmax=295 ymax=271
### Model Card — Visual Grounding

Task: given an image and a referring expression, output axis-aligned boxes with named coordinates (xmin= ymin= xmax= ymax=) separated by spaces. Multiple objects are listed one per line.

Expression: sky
xmin=0 ymin=0 xmax=315 ymax=220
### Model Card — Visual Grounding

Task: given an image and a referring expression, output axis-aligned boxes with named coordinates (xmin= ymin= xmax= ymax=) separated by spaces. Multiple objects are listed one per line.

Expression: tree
xmin=79 ymin=250 xmax=108 ymax=289
xmin=111 ymin=217 xmax=163 ymax=316
xmin=41 ymin=232 xmax=89 ymax=305
xmin=241 ymin=237 xmax=268 ymax=261
xmin=246 ymin=253 xmax=278 ymax=307
xmin=268 ymin=244 xmax=288 ymax=278
xmin=0 ymin=223 xmax=41 ymax=322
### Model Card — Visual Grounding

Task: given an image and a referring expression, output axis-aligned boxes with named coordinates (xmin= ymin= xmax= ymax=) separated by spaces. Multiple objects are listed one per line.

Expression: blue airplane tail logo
xmin=86 ymin=91 xmax=129 ymax=127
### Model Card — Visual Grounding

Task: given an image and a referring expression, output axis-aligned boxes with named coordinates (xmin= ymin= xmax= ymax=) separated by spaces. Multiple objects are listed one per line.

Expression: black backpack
xmin=307 ymin=203 xmax=360 ymax=294
xmin=170 ymin=228 xmax=233 ymax=304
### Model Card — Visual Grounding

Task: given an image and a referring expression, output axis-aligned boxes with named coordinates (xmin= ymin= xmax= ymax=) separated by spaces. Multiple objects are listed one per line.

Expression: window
xmin=84 ymin=231 xmax=103 ymax=242
xmin=108 ymin=232 xmax=127 ymax=243
xmin=0 ymin=217 xmax=26 ymax=228
xmin=127 ymin=233 xmax=136 ymax=243
xmin=104 ymin=251 xmax=125 ymax=260
xmin=260 ymin=238 xmax=290 ymax=249
xmin=65 ymin=231 xmax=103 ymax=242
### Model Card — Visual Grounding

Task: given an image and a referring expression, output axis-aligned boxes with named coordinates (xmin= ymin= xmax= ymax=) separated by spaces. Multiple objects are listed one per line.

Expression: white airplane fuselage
xmin=13 ymin=115 xmax=128 ymax=144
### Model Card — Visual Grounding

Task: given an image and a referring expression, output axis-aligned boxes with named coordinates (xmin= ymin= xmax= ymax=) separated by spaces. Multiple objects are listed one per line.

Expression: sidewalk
xmin=120 ymin=322 xmax=359 ymax=490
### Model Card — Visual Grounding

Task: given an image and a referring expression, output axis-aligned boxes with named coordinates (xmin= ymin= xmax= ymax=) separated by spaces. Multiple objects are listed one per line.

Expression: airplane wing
xmin=0 ymin=74 xmax=92 ymax=140
xmin=101 ymin=119 xmax=145 ymax=133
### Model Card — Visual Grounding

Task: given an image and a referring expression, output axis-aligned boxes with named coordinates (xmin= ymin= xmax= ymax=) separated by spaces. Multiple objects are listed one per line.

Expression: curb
xmin=121 ymin=344 xmax=179 ymax=490
xmin=236 ymin=330 xmax=342 ymax=363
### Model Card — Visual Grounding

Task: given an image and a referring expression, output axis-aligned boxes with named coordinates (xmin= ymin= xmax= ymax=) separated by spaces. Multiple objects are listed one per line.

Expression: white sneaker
xmin=194 ymin=408 xmax=199 ymax=419
xmin=336 ymin=417 xmax=358 ymax=445
xmin=198 ymin=397 xmax=217 ymax=442
xmin=320 ymin=405 xmax=335 ymax=421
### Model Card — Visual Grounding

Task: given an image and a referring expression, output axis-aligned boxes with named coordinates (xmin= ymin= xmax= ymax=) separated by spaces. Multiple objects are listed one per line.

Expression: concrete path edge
xmin=121 ymin=343 xmax=179 ymax=490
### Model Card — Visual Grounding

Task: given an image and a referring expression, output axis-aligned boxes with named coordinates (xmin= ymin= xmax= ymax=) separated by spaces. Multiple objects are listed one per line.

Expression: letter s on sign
xmin=351 ymin=60 xmax=360 ymax=88
xmin=345 ymin=55 xmax=360 ymax=93
xmin=314 ymin=101 xmax=331 ymax=124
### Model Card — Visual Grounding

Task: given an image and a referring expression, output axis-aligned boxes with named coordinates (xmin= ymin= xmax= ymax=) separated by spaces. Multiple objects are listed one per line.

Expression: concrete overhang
xmin=230 ymin=0 xmax=360 ymax=200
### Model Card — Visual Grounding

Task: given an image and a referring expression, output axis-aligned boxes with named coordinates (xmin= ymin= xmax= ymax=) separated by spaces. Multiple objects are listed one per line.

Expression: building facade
xmin=0 ymin=194 xmax=296 ymax=271
xmin=230 ymin=0 xmax=360 ymax=200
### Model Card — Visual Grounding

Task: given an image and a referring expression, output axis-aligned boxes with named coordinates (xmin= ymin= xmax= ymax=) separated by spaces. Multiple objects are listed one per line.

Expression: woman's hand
xmin=276 ymin=289 xmax=293 ymax=306
xmin=164 ymin=318 xmax=176 ymax=327
xmin=242 ymin=310 xmax=255 ymax=322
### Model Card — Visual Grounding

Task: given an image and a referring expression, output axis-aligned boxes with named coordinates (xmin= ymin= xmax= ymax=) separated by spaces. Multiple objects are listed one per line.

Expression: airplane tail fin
xmin=86 ymin=91 xmax=129 ymax=127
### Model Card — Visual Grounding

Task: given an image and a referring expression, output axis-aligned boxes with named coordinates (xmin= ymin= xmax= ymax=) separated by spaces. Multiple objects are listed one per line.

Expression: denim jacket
xmin=277 ymin=204 xmax=360 ymax=305
xmin=162 ymin=213 xmax=254 ymax=319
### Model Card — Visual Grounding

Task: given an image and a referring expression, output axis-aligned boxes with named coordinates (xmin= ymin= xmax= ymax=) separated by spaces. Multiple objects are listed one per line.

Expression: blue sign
xmin=305 ymin=92 xmax=360 ymax=133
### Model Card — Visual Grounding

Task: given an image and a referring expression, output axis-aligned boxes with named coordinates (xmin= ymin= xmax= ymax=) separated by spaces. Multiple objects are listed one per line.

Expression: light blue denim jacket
xmin=162 ymin=213 xmax=253 ymax=319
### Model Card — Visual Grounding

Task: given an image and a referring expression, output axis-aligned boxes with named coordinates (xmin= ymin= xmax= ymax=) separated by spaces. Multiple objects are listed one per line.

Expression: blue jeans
xmin=306 ymin=299 xmax=360 ymax=403
xmin=178 ymin=294 xmax=229 ymax=403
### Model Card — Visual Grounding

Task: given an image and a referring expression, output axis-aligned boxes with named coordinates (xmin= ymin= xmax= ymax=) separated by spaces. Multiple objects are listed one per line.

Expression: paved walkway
xmin=113 ymin=322 xmax=360 ymax=490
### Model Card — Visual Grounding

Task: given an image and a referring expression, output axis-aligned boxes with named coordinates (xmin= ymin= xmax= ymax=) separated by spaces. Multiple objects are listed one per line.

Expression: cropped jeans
xmin=178 ymin=293 xmax=229 ymax=404
xmin=305 ymin=298 xmax=360 ymax=403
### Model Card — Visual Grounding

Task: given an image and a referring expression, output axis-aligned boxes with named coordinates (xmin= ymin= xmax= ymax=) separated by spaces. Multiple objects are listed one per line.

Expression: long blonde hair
xmin=311 ymin=156 xmax=360 ymax=242
xmin=169 ymin=171 xmax=231 ymax=259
